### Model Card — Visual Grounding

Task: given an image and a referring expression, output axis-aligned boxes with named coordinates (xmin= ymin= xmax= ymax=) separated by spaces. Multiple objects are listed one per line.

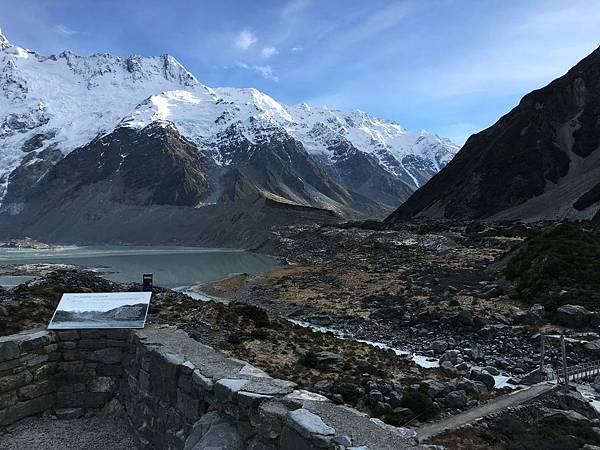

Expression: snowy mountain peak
xmin=0 ymin=28 xmax=10 ymax=50
xmin=214 ymin=87 xmax=293 ymax=121
xmin=0 ymin=28 xmax=460 ymax=210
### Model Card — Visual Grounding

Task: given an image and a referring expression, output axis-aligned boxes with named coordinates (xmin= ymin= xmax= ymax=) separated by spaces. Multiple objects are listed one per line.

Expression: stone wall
xmin=0 ymin=326 xmax=414 ymax=450
xmin=0 ymin=330 xmax=59 ymax=426
xmin=0 ymin=329 xmax=128 ymax=427
xmin=55 ymin=329 xmax=129 ymax=409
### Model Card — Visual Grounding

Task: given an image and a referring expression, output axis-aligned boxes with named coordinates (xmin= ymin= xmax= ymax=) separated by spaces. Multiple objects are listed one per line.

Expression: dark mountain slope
xmin=387 ymin=46 xmax=600 ymax=223
xmin=320 ymin=140 xmax=415 ymax=210
xmin=0 ymin=123 xmax=343 ymax=247
xmin=33 ymin=122 xmax=215 ymax=208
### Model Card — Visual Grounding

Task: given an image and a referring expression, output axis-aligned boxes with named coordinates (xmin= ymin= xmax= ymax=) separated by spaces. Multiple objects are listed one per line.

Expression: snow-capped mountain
xmin=120 ymin=88 xmax=458 ymax=189
xmin=0 ymin=27 xmax=459 ymax=246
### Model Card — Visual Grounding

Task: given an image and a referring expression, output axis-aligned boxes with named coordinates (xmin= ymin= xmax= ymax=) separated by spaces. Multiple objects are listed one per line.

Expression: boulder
xmin=542 ymin=409 xmax=591 ymax=425
xmin=440 ymin=361 xmax=458 ymax=377
xmin=483 ymin=366 xmax=500 ymax=376
xmin=527 ymin=304 xmax=545 ymax=325
xmin=439 ymin=350 xmax=459 ymax=365
xmin=471 ymin=344 xmax=485 ymax=362
xmin=366 ymin=390 xmax=384 ymax=405
xmin=556 ymin=390 xmax=599 ymax=419
xmin=430 ymin=340 xmax=448 ymax=355
xmin=457 ymin=309 xmax=474 ymax=327
xmin=420 ymin=379 xmax=446 ymax=399
xmin=585 ymin=339 xmax=600 ymax=354
xmin=313 ymin=352 xmax=345 ymax=372
xmin=556 ymin=304 xmax=592 ymax=328
xmin=455 ymin=362 xmax=470 ymax=376
xmin=355 ymin=360 xmax=378 ymax=374
xmin=444 ymin=390 xmax=468 ymax=409
xmin=184 ymin=411 xmax=243 ymax=450
xmin=455 ymin=378 xmax=488 ymax=399
xmin=513 ymin=305 xmax=545 ymax=325
xmin=521 ymin=368 xmax=544 ymax=385
xmin=287 ymin=408 xmax=335 ymax=437
xmin=470 ymin=368 xmax=495 ymax=390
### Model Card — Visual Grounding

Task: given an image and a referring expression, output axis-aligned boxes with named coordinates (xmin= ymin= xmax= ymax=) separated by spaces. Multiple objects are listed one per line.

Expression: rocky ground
xmin=2 ymin=219 xmax=600 ymax=447
xmin=223 ymin=222 xmax=600 ymax=383
xmin=0 ymin=268 xmax=497 ymax=428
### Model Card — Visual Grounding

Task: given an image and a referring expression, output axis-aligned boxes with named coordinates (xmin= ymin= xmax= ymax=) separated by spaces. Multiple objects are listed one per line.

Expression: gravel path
xmin=0 ymin=416 xmax=139 ymax=450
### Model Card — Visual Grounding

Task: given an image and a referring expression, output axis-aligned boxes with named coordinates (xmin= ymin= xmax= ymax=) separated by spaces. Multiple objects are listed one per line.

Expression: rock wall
xmin=0 ymin=325 xmax=413 ymax=450
xmin=0 ymin=328 xmax=128 ymax=426
xmin=0 ymin=330 xmax=59 ymax=426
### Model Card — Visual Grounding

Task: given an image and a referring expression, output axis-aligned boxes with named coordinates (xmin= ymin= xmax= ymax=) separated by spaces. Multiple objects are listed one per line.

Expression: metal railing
xmin=556 ymin=360 xmax=600 ymax=383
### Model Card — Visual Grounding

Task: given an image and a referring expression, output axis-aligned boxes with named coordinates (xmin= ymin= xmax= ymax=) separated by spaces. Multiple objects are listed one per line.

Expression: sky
xmin=1 ymin=0 xmax=599 ymax=145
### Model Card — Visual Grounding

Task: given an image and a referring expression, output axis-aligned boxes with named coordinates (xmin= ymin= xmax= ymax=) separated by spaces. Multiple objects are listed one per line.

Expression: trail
xmin=417 ymin=382 xmax=558 ymax=442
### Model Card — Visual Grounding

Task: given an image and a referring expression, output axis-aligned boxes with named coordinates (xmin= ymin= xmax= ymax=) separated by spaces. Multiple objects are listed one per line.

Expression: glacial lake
xmin=0 ymin=246 xmax=280 ymax=289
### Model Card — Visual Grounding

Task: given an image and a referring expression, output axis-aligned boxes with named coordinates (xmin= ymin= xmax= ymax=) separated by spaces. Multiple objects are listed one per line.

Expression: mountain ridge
xmin=386 ymin=45 xmax=600 ymax=224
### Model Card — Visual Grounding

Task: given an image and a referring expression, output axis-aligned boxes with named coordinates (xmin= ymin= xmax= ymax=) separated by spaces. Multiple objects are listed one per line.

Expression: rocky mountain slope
xmin=387 ymin=45 xmax=600 ymax=223
xmin=0 ymin=27 xmax=457 ymax=245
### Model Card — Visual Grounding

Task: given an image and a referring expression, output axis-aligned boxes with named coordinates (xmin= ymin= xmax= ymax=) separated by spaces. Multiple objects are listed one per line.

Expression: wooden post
xmin=540 ymin=333 xmax=545 ymax=381
xmin=561 ymin=335 xmax=569 ymax=391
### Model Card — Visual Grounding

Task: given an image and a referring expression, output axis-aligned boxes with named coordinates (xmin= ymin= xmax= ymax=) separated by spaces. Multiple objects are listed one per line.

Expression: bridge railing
xmin=555 ymin=360 xmax=600 ymax=383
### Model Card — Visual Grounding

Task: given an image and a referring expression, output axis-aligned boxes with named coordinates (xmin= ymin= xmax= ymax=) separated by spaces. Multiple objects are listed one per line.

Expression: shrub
xmin=504 ymin=223 xmax=600 ymax=310
xmin=232 ymin=304 xmax=271 ymax=327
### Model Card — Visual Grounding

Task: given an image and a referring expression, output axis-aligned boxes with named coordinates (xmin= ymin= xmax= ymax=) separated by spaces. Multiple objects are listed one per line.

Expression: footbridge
xmin=555 ymin=360 xmax=600 ymax=383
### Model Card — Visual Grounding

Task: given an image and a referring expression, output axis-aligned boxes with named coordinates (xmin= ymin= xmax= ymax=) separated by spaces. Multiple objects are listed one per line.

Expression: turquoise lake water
xmin=0 ymin=246 xmax=280 ymax=289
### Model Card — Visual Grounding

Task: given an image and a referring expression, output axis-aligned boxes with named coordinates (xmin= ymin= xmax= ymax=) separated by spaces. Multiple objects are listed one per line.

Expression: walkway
xmin=417 ymin=382 xmax=558 ymax=442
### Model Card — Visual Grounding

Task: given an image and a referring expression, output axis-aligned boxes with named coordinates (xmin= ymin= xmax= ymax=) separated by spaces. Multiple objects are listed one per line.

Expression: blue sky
xmin=1 ymin=0 xmax=598 ymax=145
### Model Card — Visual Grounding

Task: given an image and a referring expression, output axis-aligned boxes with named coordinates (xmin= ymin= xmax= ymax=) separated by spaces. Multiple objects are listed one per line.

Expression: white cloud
xmin=291 ymin=46 xmax=303 ymax=52
xmin=261 ymin=47 xmax=278 ymax=59
xmin=237 ymin=63 xmax=279 ymax=82
xmin=234 ymin=30 xmax=257 ymax=50
xmin=54 ymin=24 xmax=82 ymax=36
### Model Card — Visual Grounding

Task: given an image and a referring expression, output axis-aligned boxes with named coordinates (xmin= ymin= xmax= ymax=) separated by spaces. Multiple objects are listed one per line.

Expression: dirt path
xmin=417 ymin=382 xmax=558 ymax=442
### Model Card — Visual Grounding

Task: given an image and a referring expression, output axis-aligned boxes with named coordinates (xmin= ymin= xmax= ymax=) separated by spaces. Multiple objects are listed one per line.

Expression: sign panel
xmin=48 ymin=292 xmax=151 ymax=329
